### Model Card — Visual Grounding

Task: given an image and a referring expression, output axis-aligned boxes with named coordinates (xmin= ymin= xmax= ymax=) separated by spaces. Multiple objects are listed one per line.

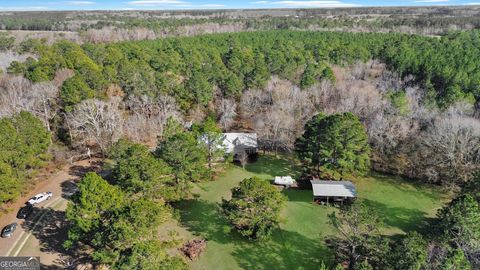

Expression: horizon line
xmin=1 ymin=4 xmax=480 ymax=12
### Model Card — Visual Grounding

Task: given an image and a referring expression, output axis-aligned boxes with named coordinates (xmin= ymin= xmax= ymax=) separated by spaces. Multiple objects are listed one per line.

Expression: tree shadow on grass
xmin=175 ymin=198 xmax=333 ymax=269
xmin=362 ymin=199 xmax=436 ymax=233
xmin=174 ymin=199 xmax=232 ymax=244
xmin=232 ymin=229 xmax=333 ymax=270
xmin=282 ymin=189 xmax=313 ymax=202
xmin=245 ymin=155 xmax=300 ymax=179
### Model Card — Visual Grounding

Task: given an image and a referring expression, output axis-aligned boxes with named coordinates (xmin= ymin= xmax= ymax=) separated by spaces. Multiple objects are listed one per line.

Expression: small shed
xmin=273 ymin=176 xmax=296 ymax=186
xmin=310 ymin=180 xmax=357 ymax=204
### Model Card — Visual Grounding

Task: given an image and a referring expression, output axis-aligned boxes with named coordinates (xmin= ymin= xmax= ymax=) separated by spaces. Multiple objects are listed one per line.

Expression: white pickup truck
xmin=27 ymin=192 xmax=53 ymax=205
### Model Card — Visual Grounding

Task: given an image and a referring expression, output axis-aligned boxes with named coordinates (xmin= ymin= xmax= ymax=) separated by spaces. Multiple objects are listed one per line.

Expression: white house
xmin=221 ymin=133 xmax=258 ymax=155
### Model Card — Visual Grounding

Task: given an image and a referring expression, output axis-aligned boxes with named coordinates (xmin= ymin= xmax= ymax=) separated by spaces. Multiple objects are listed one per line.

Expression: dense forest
xmin=6 ymin=30 xmax=480 ymax=108
xmin=1 ymin=30 xmax=479 ymax=186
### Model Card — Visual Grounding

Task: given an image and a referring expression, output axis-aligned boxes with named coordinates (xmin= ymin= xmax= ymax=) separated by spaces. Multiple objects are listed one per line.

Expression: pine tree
xmin=295 ymin=112 xmax=370 ymax=179
xmin=222 ymin=177 xmax=286 ymax=240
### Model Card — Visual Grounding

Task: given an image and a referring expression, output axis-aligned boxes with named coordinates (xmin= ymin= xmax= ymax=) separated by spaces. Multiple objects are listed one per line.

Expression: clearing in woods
xmin=174 ymin=154 xmax=448 ymax=269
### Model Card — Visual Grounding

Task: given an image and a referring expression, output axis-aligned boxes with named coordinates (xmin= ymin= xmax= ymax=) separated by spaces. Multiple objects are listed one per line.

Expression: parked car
xmin=27 ymin=192 xmax=52 ymax=205
xmin=16 ymin=203 xmax=34 ymax=219
xmin=63 ymin=180 xmax=79 ymax=198
xmin=1 ymin=223 xmax=17 ymax=238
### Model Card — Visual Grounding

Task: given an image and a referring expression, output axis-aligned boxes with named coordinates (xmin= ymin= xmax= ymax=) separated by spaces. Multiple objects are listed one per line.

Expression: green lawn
xmin=174 ymin=155 xmax=448 ymax=270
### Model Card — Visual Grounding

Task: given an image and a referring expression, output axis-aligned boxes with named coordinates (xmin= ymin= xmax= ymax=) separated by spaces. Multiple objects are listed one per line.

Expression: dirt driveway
xmin=0 ymin=159 xmax=102 ymax=268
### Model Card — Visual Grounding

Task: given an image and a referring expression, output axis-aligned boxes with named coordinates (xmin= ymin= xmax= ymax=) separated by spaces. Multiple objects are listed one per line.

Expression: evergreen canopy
xmin=222 ymin=177 xmax=286 ymax=240
xmin=295 ymin=112 xmax=370 ymax=179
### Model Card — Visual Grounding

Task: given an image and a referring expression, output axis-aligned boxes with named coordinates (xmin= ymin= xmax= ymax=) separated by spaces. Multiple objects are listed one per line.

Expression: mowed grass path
xmin=174 ymin=155 xmax=448 ymax=270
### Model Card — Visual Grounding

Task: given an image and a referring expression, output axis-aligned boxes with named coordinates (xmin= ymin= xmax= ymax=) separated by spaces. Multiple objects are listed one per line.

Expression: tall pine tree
xmin=295 ymin=112 xmax=370 ymax=179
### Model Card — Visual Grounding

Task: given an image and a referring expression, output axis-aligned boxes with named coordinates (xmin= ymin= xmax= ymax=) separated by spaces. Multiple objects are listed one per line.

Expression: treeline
xmin=0 ymin=12 xmax=68 ymax=31
xmin=246 ymin=15 xmax=480 ymax=35
xmin=7 ymin=30 xmax=480 ymax=111
xmin=2 ymin=7 xmax=480 ymax=35
xmin=79 ymin=15 xmax=480 ymax=35
xmin=0 ymin=112 xmax=51 ymax=205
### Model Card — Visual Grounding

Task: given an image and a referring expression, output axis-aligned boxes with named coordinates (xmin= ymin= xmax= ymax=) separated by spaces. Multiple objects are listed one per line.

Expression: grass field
xmin=174 ymin=155 xmax=448 ymax=270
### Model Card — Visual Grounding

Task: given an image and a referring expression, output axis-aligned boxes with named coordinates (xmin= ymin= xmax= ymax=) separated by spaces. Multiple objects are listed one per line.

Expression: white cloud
xmin=0 ymin=6 xmax=49 ymax=11
xmin=127 ymin=0 xmax=189 ymax=6
xmin=64 ymin=1 xmax=95 ymax=5
xmin=200 ymin=4 xmax=225 ymax=7
xmin=272 ymin=0 xmax=359 ymax=7
xmin=126 ymin=0 xmax=226 ymax=9
xmin=464 ymin=2 xmax=480 ymax=4
xmin=413 ymin=0 xmax=448 ymax=2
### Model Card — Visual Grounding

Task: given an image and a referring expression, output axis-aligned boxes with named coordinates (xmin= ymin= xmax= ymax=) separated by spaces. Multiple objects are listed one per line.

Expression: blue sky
xmin=0 ymin=0 xmax=479 ymax=11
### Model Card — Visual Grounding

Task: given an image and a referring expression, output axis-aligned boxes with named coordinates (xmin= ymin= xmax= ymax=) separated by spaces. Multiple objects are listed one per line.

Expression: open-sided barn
xmin=310 ymin=180 xmax=357 ymax=204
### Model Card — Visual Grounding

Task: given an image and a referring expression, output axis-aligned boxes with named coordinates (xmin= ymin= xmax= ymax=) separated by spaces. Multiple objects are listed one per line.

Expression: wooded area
xmin=0 ymin=13 xmax=479 ymax=268
xmin=5 ymin=30 xmax=479 ymax=109
xmin=1 ymin=30 xmax=479 ymax=187
xmin=2 ymin=6 xmax=480 ymax=38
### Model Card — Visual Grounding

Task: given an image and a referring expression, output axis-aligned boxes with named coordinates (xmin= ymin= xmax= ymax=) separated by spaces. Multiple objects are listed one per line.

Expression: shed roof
xmin=310 ymin=180 xmax=357 ymax=198
xmin=274 ymin=176 xmax=295 ymax=185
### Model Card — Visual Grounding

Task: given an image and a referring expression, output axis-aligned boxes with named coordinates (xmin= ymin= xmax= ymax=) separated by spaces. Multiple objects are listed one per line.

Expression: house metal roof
xmin=221 ymin=133 xmax=258 ymax=153
xmin=310 ymin=180 xmax=357 ymax=198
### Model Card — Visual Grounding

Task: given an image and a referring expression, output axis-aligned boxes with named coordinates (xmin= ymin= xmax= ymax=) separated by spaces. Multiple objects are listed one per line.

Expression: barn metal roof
xmin=310 ymin=180 xmax=357 ymax=198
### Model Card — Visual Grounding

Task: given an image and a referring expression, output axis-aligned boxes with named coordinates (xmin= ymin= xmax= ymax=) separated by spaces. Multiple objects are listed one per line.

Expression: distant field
xmin=174 ymin=154 xmax=448 ymax=269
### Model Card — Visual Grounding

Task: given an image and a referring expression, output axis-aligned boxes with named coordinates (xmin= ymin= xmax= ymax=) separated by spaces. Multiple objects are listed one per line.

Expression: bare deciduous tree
xmin=66 ymin=98 xmax=124 ymax=154
xmin=218 ymin=98 xmax=237 ymax=131
xmin=255 ymin=108 xmax=294 ymax=155
xmin=351 ymin=60 xmax=368 ymax=80
xmin=0 ymin=75 xmax=33 ymax=117
xmin=240 ymin=88 xmax=269 ymax=119
xmin=83 ymin=27 xmax=156 ymax=43
xmin=367 ymin=112 xmax=418 ymax=174
xmin=242 ymin=77 xmax=314 ymax=153
xmin=415 ymin=114 xmax=480 ymax=184
xmin=29 ymin=82 xmax=59 ymax=132
xmin=308 ymin=79 xmax=335 ymax=110
xmin=124 ymin=95 xmax=181 ymax=143
xmin=0 ymin=76 xmax=59 ymax=131
xmin=0 ymin=52 xmax=34 ymax=73
xmin=53 ymin=68 xmax=75 ymax=88
xmin=237 ymin=148 xmax=248 ymax=169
